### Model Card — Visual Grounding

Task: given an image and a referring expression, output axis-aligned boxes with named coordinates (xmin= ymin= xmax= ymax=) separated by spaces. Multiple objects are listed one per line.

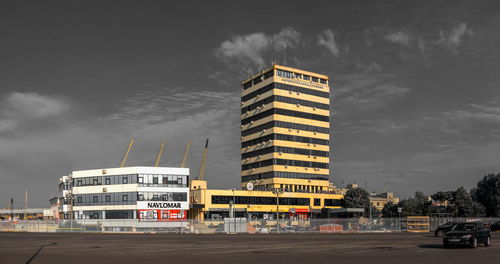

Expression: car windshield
xmin=452 ymin=223 xmax=476 ymax=231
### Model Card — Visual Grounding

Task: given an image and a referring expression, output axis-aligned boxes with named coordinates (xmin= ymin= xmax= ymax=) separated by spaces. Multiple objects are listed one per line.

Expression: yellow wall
xmin=190 ymin=186 xmax=342 ymax=220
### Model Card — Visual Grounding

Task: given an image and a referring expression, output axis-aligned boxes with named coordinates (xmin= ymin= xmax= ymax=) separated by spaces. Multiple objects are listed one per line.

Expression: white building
xmin=67 ymin=166 xmax=189 ymax=222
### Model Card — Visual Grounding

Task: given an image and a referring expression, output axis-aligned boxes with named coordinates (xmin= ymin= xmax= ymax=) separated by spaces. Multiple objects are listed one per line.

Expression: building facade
xmin=240 ymin=64 xmax=331 ymax=193
xmin=68 ymin=166 xmax=189 ymax=221
xmin=189 ymin=64 xmax=342 ymax=221
xmin=190 ymin=180 xmax=343 ymax=221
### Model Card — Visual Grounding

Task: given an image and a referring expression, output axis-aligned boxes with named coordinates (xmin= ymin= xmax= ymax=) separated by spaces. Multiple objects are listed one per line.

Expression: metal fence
xmin=1 ymin=217 xmax=499 ymax=234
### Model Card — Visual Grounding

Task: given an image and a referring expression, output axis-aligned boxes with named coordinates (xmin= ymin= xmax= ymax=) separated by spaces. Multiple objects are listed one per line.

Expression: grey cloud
xmin=335 ymin=74 xmax=411 ymax=111
xmin=215 ymin=27 xmax=301 ymax=68
xmin=0 ymin=92 xmax=69 ymax=133
xmin=437 ymin=22 xmax=473 ymax=50
xmin=338 ymin=119 xmax=411 ymax=134
xmin=385 ymin=31 xmax=412 ymax=46
xmin=317 ymin=29 xmax=340 ymax=57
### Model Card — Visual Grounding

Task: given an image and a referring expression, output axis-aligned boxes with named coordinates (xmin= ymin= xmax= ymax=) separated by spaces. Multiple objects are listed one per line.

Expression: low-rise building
xmin=369 ymin=192 xmax=400 ymax=211
xmin=190 ymin=179 xmax=343 ymax=220
xmin=51 ymin=166 xmax=190 ymax=224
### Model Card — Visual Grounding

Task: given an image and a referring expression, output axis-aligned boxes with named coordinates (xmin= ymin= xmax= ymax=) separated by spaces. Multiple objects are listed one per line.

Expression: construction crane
xmin=197 ymin=139 xmax=209 ymax=180
xmin=119 ymin=138 xmax=134 ymax=168
xmin=381 ymin=182 xmax=389 ymax=194
xmin=179 ymin=140 xmax=192 ymax=168
xmin=154 ymin=138 xmax=166 ymax=167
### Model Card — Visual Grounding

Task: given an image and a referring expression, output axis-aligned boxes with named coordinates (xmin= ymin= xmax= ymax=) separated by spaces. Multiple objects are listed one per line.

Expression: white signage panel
xmin=137 ymin=201 xmax=189 ymax=210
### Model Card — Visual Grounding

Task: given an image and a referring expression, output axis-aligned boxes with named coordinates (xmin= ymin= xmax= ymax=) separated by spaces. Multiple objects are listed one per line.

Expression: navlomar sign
xmin=137 ymin=201 xmax=189 ymax=210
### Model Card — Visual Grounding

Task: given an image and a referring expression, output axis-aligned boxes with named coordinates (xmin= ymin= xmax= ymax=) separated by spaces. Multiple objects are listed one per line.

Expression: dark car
xmin=434 ymin=221 xmax=458 ymax=237
xmin=443 ymin=222 xmax=491 ymax=248
xmin=490 ymin=221 xmax=500 ymax=232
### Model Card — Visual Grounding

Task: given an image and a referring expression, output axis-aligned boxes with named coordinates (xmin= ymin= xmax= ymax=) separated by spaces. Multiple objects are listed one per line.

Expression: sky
xmin=1 ymin=0 xmax=500 ymax=208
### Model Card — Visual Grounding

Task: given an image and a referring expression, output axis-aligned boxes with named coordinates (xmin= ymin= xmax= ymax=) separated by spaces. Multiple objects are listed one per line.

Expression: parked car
xmin=434 ymin=222 xmax=458 ymax=237
xmin=443 ymin=222 xmax=491 ymax=248
xmin=490 ymin=221 xmax=500 ymax=232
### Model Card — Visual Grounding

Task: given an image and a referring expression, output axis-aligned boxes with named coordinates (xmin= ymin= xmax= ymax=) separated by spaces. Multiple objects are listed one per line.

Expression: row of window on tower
xmin=241 ymin=120 xmax=330 ymax=137
xmin=241 ymin=133 xmax=329 ymax=148
xmin=241 ymin=95 xmax=329 ymax=114
xmin=241 ymin=108 xmax=329 ymax=125
xmin=242 ymin=172 xmax=329 ymax=182
xmin=242 ymin=82 xmax=329 ymax=102
xmin=241 ymin=146 xmax=329 ymax=159
xmin=242 ymin=69 xmax=328 ymax=90
xmin=242 ymin=158 xmax=329 ymax=171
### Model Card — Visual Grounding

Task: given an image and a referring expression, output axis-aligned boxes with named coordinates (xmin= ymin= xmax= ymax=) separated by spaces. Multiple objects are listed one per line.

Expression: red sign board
xmin=138 ymin=209 xmax=187 ymax=221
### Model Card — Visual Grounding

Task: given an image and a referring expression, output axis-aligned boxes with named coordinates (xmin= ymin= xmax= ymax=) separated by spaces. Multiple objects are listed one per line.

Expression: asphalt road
xmin=1 ymin=232 xmax=499 ymax=264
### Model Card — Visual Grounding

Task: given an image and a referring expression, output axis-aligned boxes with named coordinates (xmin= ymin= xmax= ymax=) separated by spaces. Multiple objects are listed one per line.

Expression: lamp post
xmin=68 ymin=193 xmax=75 ymax=232
xmin=271 ymin=188 xmax=284 ymax=233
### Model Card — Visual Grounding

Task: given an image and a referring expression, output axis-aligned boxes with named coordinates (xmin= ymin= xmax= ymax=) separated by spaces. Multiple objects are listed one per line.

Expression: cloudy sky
xmin=1 ymin=0 xmax=500 ymax=208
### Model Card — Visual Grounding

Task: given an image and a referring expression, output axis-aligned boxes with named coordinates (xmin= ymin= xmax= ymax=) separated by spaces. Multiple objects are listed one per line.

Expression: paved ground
xmin=1 ymin=232 xmax=499 ymax=264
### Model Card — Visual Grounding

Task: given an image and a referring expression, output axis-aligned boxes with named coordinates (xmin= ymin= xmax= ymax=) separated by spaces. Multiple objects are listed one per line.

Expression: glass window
xmin=153 ymin=194 xmax=159 ymax=201
xmin=320 ymin=78 xmax=327 ymax=84
xmin=138 ymin=176 xmax=143 ymax=184
xmin=105 ymin=195 xmax=111 ymax=202
xmin=311 ymin=77 xmax=319 ymax=82
xmin=77 ymin=180 xmax=82 ymax=186
xmin=77 ymin=197 xmax=82 ymax=203
xmin=123 ymin=177 xmax=128 ymax=184
xmin=105 ymin=178 xmax=110 ymax=185
xmin=303 ymin=75 xmax=310 ymax=81
xmin=153 ymin=177 xmax=158 ymax=184
xmin=93 ymin=196 xmax=98 ymax=203
xmin=123 ymin=195 xmax=128 ymax=202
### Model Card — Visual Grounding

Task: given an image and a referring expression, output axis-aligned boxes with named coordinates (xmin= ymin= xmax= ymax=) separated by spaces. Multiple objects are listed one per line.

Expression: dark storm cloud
xmin=1 ymin=0 xmax=500 ymax=207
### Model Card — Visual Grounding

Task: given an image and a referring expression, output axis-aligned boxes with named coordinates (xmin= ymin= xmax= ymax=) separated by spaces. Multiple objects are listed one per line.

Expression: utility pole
xmin=10 ymin=198 xmax=14 ymax=220
xmin=68 ymin=193 xmax=75 ymax=232
xmin=272 ymin=188 xmax=284 ymax=233
xmin=369 ymin=203 xmax=372 ymax=230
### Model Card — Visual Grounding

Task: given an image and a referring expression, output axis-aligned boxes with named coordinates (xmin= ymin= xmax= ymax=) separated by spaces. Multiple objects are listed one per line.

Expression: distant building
xmin=369 ymin=193 xmax=400 ymax=211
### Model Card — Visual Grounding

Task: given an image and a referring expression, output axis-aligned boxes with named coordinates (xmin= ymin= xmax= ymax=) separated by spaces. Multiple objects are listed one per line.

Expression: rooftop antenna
xmin=283 ymin=41 xmax=287 ymax=66
xmin=120 ymin=137 xmax=134 ymax=168
xmin=154 ymin=138 xmax=166 ymax=167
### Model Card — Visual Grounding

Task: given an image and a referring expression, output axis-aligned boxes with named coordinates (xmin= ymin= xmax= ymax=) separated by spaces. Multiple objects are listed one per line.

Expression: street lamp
xmin=271 ymin=188 xmax=284 ymax=232
xmin=67 ymin=193 xmax=75 ymax=232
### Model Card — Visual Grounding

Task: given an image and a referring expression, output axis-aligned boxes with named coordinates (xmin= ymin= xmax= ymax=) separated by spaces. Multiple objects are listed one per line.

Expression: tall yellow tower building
xmin=189 ymin=64 xmax=342 ymax=221
xmin=240 ymin=64 xmax=330 ymax=193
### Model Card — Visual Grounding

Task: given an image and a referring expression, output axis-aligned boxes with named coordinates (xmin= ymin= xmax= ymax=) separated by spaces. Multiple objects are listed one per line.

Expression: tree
xmin=471 ymin=173 xmax=500 ymax=217
xmin=397 ymin=191 xmax=432 ymax=216
xmin=452 ymin=187 xmax=474 ymax=217
xmin=381 ymin=201 xmax=399 ymax=217
xmin=471 ymin=202 xmax=486 ymax=217
xmin=431 ymin=191 xmax=454 ymax=202
xmin=342 ymin=187 xmax=370 ymax=216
